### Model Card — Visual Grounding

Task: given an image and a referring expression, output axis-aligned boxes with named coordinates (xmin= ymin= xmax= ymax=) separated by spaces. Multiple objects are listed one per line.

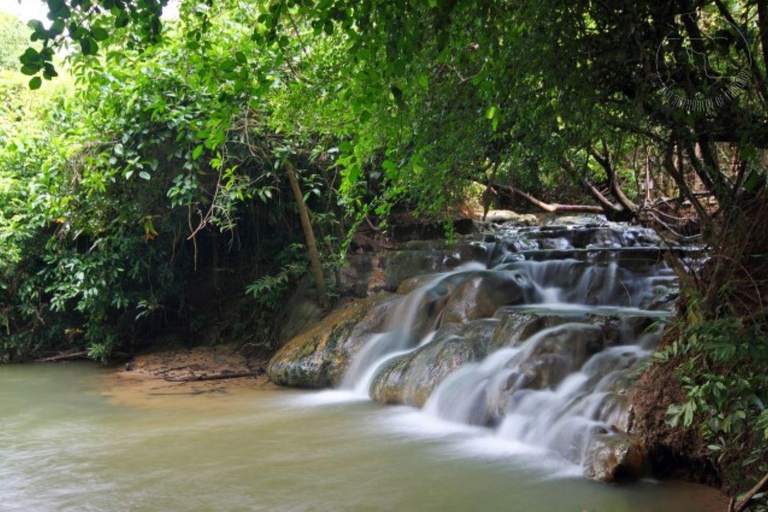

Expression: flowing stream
xmin=306 ymin=220 xmax=690 ymax=481
xmin=0 ymin=363 xmax=725 ymax=511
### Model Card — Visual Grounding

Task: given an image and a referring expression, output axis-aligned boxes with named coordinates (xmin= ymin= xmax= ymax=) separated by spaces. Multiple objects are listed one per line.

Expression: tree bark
xmin=757 ymin=0 xmax=768 ymax=80
xmin=36 ymin=350 xmax=88 ymax=362
xmin=490 ymin=182 xmax=603 ymax=214
xmin=163 ymin=371 xmax=264 ymax=382
xmin=590 ymin=143 xmax=638 ymax=213
xmin=285 ymin=161 xmax=328 ymax=307
xmin=732 ymin=470 xmax=768 ymax=512
xmin=560 ymin=161 xmax=633 ymax=220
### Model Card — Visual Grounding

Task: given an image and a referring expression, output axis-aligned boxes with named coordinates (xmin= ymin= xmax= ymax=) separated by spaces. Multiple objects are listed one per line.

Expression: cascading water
xmin=340 ymin=262 xmax=487 ymax=396
xmin=331 ymin=220 xmax=678 ymax=479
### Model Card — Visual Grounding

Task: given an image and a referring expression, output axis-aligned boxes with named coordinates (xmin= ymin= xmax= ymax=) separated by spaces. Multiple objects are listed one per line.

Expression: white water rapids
xmin=301 ymin=221 xmax=678 ymax=478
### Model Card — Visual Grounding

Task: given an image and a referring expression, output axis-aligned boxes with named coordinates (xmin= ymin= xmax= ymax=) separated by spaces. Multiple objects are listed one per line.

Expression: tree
xmin=0 ymin=11 xmax=31 ymax=71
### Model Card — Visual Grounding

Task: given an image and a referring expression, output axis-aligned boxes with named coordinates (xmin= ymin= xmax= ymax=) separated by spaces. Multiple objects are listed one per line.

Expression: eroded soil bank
xmin=102 ymin=344 xmax=275 ymax=408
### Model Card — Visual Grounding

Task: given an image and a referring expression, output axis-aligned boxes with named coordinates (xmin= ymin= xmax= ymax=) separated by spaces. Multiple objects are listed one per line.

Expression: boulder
xmin=584 ymin=433 xmax=647 ymax=482
xmin=485 ymin=210 xmax=540 ymax=226
xmin=490 ymin=308 xmax=570 ymax=350
xmin=278 ymin=278 xmax=324 ymax=344
xmin=339 ymin=242 xmax=488 ymax=297
xmin=441 ymin=270 xmax=539 ymax=325
xmin=370 ymin=320 xmax=497 ymax=407
xmin=383 ymin=243 xmax=487 ymax=289
xmin=267 ymin=294 xmax=400 ymax=388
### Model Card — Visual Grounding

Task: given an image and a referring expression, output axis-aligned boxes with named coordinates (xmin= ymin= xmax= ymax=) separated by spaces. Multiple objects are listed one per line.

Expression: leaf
xmin=485 ymin=106 xmax=497 ymax=119
xmin=19 ymin=47 xmax=41 ymax=65
xmin=28 ymin=77 xmax=42 ymax=90
xmin=192 ymin=145 xmax=204 ymax=160
xmin=21 ymin=65 xmax=39 ymax=76
xmin=115 ymin=12 xmax=130 ymax=28
xmin=139 ymin=171 xmax=151 ymax=180
xmin=79 ymin=38 xmax=92 ymax=55
xmin=91 ymin=27 xmax=109 ymax=41
xmin=220 ymin=59 xmax=238 ymax=72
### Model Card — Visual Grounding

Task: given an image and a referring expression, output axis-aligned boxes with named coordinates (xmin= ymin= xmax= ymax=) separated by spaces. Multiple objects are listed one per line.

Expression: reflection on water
xmin=0 ymin=363 xmax=725 ymax=512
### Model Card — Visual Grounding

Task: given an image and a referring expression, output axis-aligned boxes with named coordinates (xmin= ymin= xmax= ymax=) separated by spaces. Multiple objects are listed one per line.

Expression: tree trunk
xmin=285 ymin=161 xmax=328 ymax=307
xmin=590 ymin=144 xmax=638 ymax=213
xmin=757 ymin=0 xmax=768 ymax=79
xmin=732 ymin=470 xmax=768 ymax=512
xmin=490 ymin=183 xmax=603 ymax=214
xmin=560 ymin=161 xmax=633 ymax=220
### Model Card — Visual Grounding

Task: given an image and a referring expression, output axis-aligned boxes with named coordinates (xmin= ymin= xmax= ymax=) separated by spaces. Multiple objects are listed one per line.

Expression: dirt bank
xmin=101 ymin=344 xmax=276 ymax=408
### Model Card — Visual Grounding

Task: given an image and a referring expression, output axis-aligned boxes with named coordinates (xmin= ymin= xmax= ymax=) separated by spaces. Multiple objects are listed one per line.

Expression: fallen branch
xmin=490 ymin=183 xmax=603 ymax=214
xmin=162 ymin=371 xmax=264 ymax=383
xmin=36 ymin=350 xmax=88 ymax=362
xmin=731 ymin=470 xmax=768 ymax=512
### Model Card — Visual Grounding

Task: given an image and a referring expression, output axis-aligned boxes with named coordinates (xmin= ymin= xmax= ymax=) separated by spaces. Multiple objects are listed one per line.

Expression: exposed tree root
xmin=162 ymin=370 xmax=264 ymax=382
xmin=35 ymin=350 xmax=88 ymax=362
xmin=731 ymin=470 xmax=768 ymax=512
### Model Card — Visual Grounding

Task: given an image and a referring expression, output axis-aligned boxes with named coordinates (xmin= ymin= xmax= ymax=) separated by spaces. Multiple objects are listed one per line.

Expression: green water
xmin=0 ymin=363 xmax=724 ymax=512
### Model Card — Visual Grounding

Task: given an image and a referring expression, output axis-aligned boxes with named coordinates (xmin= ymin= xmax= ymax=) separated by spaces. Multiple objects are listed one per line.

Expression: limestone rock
xmin=370 ymin=320 xmax=497 ymax=407
xmin=584 ymin=433 xmax=647 ymax=482
xmin=441 ymin=270 xmax=539 ymax=325
xmin=267 ymin=294 xmax=400 ymax=388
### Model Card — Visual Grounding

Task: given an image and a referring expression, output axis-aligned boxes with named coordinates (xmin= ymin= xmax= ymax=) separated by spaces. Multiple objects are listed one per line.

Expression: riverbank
xmin=101 ymin=344 xmax=275 ymax=409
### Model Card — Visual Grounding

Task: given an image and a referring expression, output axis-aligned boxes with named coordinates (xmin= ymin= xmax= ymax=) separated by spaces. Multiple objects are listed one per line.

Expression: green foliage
xmin=657 ymin=319 xmax=768 ymax=495
xmin=0 ymin=12 xmax=32 ymax=71
xmin=0 ymin=5 xmax=351 ymax=360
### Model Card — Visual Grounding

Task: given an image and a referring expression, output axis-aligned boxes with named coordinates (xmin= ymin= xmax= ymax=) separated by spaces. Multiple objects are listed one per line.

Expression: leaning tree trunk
xmin=489 ymin=182 xmax=604 ymax=213
xmin=285 ymin=161 xmax=328 ymax=307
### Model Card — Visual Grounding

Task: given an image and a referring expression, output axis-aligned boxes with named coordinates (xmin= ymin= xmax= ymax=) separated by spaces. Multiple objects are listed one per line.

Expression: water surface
xmin=0 ymin=363 xmax=724 ymax=511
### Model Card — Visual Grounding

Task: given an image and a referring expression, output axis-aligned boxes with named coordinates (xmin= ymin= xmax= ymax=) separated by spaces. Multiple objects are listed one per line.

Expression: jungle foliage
xmin=3 ymin=0 xmax=768 ymax=502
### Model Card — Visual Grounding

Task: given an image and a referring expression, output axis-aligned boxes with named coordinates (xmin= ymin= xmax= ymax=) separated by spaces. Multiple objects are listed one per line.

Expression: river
xmin=0 ymin=362 xmax=725 ymax=511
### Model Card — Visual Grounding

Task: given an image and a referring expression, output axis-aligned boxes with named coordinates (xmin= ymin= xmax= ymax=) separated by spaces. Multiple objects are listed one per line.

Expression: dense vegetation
xmin=2 ymin=0 xmax=768 ymax=506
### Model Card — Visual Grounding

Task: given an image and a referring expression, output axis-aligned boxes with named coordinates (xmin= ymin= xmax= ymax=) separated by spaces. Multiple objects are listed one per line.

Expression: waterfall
xmin=327 ymin=221 xmax=679 ymax=478
xmin=340 ymin=262 xmax=486 ymax=395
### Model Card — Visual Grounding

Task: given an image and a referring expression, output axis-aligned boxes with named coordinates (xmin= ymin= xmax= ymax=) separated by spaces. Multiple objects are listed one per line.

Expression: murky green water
xmin=0 ymin=363 xmax=724 ymax=512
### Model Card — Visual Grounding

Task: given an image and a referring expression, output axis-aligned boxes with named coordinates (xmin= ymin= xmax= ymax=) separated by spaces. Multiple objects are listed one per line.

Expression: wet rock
xmin=453 ymin=218 xmax=476 ymax=235
xmin=441 ymin=270 xmax=539 ymax=325
xmin=384 ymin=243 xmax=487 ymax=288
xmin=279 ymin=278 xmax=325 ymax=344
xmin=396 ymin=274 xmax=436 ymax=295
xmin=338 ymin=241 xmax=487 ymax=297
xmin=517 ymin=354 xmax=573 ymax=389
xmin=370 ymin=320 xmax=497 ymax=407
xmin=547 ymin=215 xmax=608 ymax=226
xmin=584 ymin=433 xmax=647 ymax=482
xmin=490 ymin=308 xmax=569 ymax=349
xmin=485 ymin=210 xmax=540 ymax=226
xmin=524 ymin=323 xmax=605 ymax=369
xmin=267 ymin=294 xmax=400 ymax=388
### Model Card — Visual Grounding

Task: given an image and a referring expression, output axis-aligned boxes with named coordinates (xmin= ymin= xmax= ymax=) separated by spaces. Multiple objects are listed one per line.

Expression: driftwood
xmin=490 ymin=182 xmax=604 ymax=214
xmin=731 ymin=470 xmax=768 ymax=512
xmin=36 ymin=350 xmax=88 ymax=362
xmin=162 ymin=371 xmax=264 ymax=383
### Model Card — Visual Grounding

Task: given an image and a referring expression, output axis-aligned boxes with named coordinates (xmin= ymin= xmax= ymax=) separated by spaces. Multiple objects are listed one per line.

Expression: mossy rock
xmin=370 ymin=320 xmax=497 ymax=407
xmin=267 ymin=293 xmax=400 ymax=388
xmin=584 ymin=433 xmax=647 ymax=482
